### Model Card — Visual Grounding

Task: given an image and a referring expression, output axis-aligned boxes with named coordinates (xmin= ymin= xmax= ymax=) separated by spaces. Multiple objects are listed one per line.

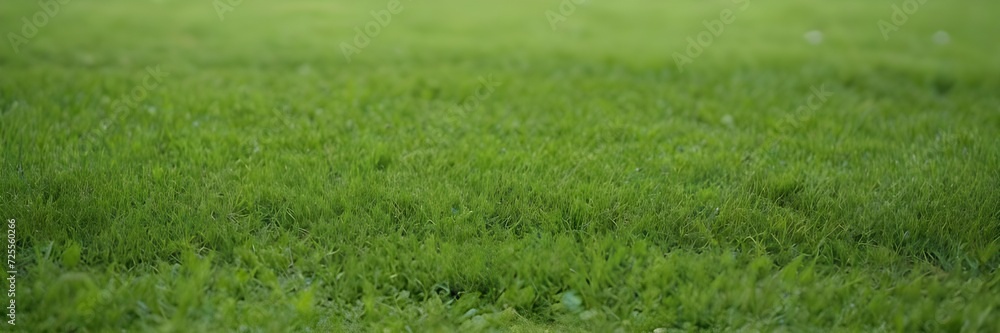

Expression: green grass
xmin=2 ymin=0 xmax=999 ymax=331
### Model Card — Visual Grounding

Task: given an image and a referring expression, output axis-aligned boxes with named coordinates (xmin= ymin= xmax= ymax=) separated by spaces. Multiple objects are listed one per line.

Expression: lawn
xmin=1 ymin=0 xmax=999 ymax=331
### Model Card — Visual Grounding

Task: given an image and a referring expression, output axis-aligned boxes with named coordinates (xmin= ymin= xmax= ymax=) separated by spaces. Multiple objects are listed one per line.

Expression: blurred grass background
xmin=2 ymin=0 xmax=999 ymax=68
xmin=2 ymin=0 xmax=999 ymax=331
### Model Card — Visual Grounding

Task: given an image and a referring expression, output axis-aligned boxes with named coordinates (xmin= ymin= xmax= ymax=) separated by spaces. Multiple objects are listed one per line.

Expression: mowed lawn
xmin=1 ymin=0 xmax=999 ymax=331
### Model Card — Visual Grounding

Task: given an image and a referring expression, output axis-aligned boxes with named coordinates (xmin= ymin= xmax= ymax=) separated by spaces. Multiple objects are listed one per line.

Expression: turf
xmin=2 ymin=0 xmax=999 ymax=331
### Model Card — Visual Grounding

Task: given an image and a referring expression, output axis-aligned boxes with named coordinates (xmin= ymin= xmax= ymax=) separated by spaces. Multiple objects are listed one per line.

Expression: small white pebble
xmin=932 ymin=30 xmax=951 ymax=45
xmin=77 ymin=53 xmax=96 ymax=65
xmin=721 ymin=114 xmax=734 ymax=127
xmin=804 ymin=30 xmax=823 ymax=45
xmin=297 ymin=64 xmax=313 ymax=75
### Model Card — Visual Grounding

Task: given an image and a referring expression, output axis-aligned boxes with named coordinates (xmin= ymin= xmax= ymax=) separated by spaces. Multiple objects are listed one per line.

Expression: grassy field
xmin=2 ymin=0 xmax=999 ymax=331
